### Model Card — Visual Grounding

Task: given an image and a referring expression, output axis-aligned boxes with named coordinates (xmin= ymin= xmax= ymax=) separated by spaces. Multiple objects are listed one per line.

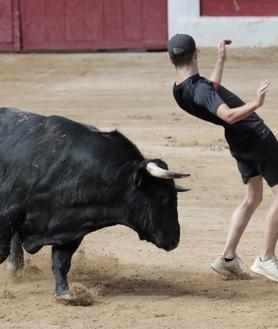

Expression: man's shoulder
xmin=174 ymin=75 xmax=210 ymax=92
xmin=194 ymin=78 xmax=215 ymax=95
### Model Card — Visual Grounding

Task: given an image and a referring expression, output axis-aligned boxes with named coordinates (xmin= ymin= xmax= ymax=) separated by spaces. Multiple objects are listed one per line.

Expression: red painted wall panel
xmin=201 ymin=0 xmax=278 ymax=16
xmin=44 ymin=0 xmax=64 ymax=42
xmin=123 ymin=0 xmax=142 ymax=41
xmin=142 ymin=0 xmax=167 ymax=45
xmin=20 ymin=0 xmax=167 ymax=51
xmin=83 ymin=0 xmax=104 ymax=41
xmin=0 ymin=0 xmax=13 ymax=43
xmin=103 ymin=0 xmax=124 ymax=41
xmin=65 ymin=0 xmax=104 ymax=42
xmin=21 ymin=0 xmax=44 ymax=43
xmin=0 ymin=0 xmax=21 ymax=51
xmin=20 ymin=0 xmax=65 ymax=43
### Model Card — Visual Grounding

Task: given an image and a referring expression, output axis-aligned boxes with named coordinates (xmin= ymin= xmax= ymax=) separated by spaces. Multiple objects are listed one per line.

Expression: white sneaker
xmin=211 ymin=255 xmax=247 ymax=278
xmin=250 ymin=257 xmax=278 ymax=282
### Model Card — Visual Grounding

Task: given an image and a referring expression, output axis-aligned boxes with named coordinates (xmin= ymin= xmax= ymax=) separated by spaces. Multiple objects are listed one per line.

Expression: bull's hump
xmin=102 ymin=130 xmax=144 ymax=160
xmin=0 ymin=108 xmax=143 ymax=163
xmin=46 ymin=115 xmax=99 ymax=135
xmin=45 ymin=117 xmax=143 ymax=161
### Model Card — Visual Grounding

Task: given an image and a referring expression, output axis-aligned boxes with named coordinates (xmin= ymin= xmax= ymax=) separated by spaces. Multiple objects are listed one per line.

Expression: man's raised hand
xmin=217 ymin=40 xmax=232 ymax=63
xmin=256 ymin=80 xmax=271 ymax=107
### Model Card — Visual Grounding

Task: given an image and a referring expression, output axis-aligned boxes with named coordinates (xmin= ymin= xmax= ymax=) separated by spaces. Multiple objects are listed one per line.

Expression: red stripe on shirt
xmin=213 ymin=82 xmax=219 ymax=92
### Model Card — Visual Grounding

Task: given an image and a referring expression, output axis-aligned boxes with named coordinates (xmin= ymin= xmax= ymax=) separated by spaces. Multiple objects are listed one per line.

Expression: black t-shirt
xmin=173 ymin=74 xmax=270 ymax=150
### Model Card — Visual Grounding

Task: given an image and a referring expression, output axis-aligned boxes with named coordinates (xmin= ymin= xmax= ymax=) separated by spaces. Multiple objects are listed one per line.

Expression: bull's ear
xmin=133 ymin=161 xmax=149 ymax=187
xmin=133 ymin=172 xmax=143 ymax=187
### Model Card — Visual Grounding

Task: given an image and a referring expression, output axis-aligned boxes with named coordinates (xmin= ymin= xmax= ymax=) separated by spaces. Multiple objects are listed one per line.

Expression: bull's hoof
xmin=56 ymin=293 xmax=71 ymax=299
xmin=55 ymin=293 xmax=73 ymax=305
xmin=56 ymin=293 xmax=72 ymax=301
xmin=55 ymin=293 xmax=82 ymax=306
xmin=55 ymin=285 xmax=96 ymax=306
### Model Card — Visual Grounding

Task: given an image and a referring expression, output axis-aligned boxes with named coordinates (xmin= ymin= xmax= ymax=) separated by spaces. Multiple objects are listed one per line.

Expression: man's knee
xmin=244 ymin=193 xmax=263 ymax=209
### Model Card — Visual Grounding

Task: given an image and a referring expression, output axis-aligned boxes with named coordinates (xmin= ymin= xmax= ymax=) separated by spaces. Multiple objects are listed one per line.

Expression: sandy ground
xmin=0 ymin=48 xmax=278 ymax=329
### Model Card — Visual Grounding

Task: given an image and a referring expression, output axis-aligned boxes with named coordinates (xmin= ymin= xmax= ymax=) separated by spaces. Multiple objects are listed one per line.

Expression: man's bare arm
xmin=209 ymin=40 xmax=231 ymax=84
xmin=216 ymin=80 xmax=271 ymax=124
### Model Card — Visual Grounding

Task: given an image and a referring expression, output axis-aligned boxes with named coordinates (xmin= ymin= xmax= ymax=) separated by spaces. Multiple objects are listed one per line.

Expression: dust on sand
xmin=0 ymin=49 xmax=278 ymax=329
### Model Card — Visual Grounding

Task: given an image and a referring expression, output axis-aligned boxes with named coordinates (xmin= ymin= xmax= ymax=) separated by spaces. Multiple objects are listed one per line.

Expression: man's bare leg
xmin=250 ymin=184 xmax=278 ymax=281
xmin=223 ymin=175 xmax=263 ymax=259
xmin=211 ymin=176 xmax=263 ymax=277
xmin=261 ymin=184 xmax=278 ymax=260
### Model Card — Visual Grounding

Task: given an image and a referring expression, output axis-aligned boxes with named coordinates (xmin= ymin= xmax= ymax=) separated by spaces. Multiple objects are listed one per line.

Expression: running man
xmin=168 ymin=34 xmax=278 ymax=281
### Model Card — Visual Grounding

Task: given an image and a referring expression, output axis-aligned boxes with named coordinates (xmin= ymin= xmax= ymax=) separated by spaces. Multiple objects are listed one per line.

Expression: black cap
xmin=167 ymin=34 xmax=196 ymax=59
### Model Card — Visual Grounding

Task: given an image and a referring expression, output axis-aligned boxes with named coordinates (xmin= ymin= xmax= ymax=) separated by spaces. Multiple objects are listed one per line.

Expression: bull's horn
xmin=175 ymin=184 xmax=191 ymax=192
xmin=146 ymin=162 xmax=190 ymax=179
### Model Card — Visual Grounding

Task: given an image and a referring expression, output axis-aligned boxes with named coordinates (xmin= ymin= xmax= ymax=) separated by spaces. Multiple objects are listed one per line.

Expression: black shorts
xmin=230 ymin=131 xmax=278 ymax=187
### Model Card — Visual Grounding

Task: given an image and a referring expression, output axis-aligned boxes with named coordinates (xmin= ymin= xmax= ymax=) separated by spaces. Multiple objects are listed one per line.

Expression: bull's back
xmin=0 ymin=108 xmax=99 ymax=195
xmin=0 ymin=108 xmax=143 ymax=198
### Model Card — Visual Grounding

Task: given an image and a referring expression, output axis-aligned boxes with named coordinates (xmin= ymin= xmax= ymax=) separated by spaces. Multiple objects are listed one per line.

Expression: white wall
xmin=168 ymin=0 xmax=278 ymax=47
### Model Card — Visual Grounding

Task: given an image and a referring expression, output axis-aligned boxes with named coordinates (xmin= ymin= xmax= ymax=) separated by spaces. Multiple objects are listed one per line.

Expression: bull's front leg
xmin=51 ymin=237 xmax=83 ymax=298
xmin=7 ymin=233 xmax=24 ymax=273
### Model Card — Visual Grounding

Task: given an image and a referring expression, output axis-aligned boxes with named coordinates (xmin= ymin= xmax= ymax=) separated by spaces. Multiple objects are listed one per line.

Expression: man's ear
xmin=193 ymin=49 xmax=198 ymax=60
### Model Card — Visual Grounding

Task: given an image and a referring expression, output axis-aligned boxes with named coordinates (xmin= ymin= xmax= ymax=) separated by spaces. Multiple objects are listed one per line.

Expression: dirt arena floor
xmin=0 ymin=48 xmax=278 ymax=329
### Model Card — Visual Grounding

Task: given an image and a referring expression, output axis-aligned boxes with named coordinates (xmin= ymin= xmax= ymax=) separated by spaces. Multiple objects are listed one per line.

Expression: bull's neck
xmin=74 ymin=203 xmax=129 ymax=233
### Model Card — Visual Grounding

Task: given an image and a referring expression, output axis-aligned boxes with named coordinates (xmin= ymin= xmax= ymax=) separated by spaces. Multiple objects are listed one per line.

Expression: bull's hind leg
xmin=0 ymin=231 xmax=11 ymax=264
xmin=7 ymin=233 xmax=24 ymax=273
xmin=0 ymin=243 xmax=10 ymax=264
xmin=0 ymin=208 xmax=23 ymax=266
xmin=52 ymin=237 xmax=83 ymax=298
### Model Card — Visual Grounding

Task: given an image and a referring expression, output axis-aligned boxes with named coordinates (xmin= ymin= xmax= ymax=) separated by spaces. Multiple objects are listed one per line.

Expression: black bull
xmin=0 ymin=108 xmax=189 ymax=298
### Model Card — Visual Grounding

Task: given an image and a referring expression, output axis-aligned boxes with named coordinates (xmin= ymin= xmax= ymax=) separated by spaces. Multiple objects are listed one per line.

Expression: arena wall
xmin=168 ymin=0 xmax=278 ymax=47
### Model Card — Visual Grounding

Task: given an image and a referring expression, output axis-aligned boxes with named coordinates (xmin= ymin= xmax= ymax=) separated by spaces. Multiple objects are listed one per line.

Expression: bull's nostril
xmin=165 ymin=240 xmax=179 ymax=251
xmin=173 ymin=239 xmax=179 ymax=247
